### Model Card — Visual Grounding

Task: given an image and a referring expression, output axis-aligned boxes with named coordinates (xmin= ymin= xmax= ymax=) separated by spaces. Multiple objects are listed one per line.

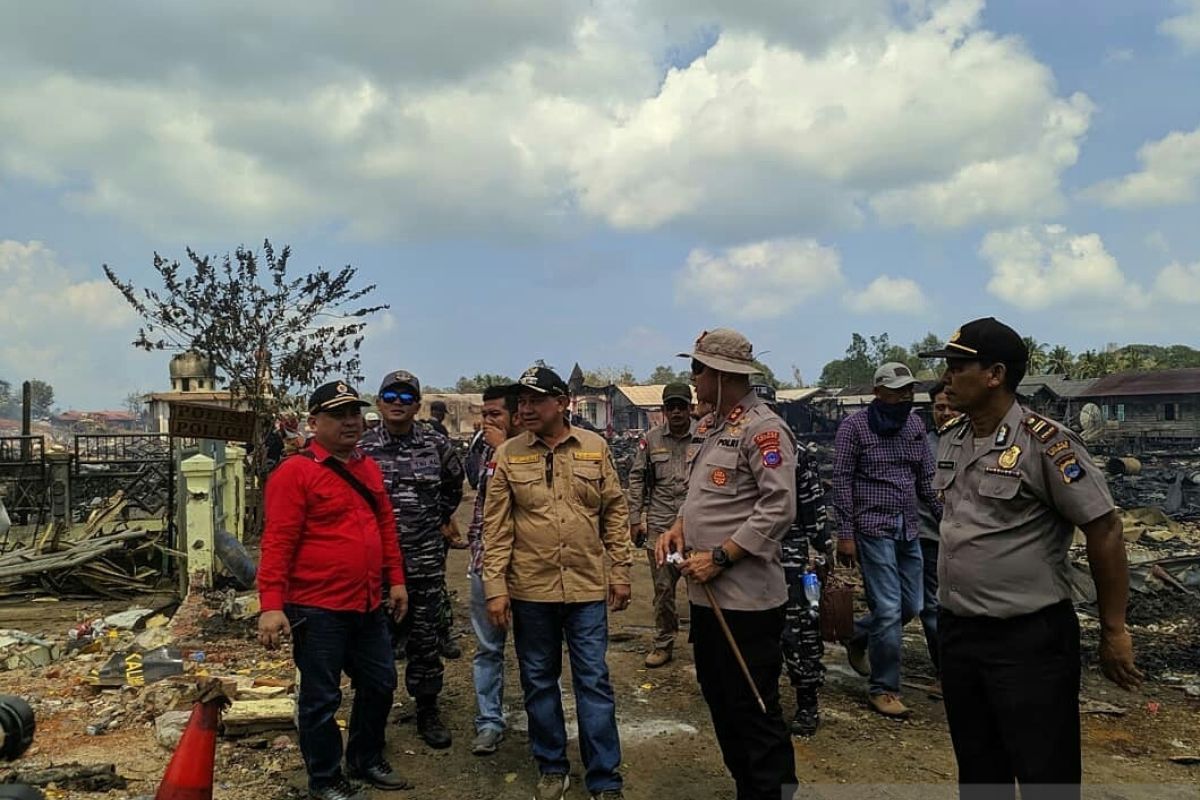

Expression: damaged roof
xmin=1018 ymin=374 xmax=1097 ymax=399
xmin=615 ymin=384 xmax=697 ymax=407
xmin=1082 ymin=368 xmax=1200 ymax=397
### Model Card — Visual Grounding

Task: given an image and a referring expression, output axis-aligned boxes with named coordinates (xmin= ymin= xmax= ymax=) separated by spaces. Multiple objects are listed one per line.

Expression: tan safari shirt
xmin=680 ymin=391 xmax=797 ymax=612
xmin=936 ymin=400 xmax=1115 ymax=618
xmin=626 ymin=422 xmax=694 ymax=537
xmin=482 ymin=426 xmax=632 ymax=603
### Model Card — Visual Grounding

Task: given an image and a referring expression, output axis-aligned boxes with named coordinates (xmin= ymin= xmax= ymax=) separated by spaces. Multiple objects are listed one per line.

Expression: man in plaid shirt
xmin=833 ymin=363 xmax=941 ymax=718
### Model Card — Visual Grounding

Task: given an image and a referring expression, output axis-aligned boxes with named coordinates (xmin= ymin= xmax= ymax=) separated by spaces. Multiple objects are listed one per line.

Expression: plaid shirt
xmin=832 ymin=408 xmax=940 ymax=541
xmin=467 ymin=442 xmax=495 ymax=575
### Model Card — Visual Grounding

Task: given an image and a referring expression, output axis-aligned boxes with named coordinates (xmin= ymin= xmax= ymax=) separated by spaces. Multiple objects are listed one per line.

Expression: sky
xmin=2 ymin=0 xmax=1200 ymax=410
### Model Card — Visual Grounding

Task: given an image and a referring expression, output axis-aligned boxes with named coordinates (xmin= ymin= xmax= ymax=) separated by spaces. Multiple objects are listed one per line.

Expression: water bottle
xmin=802 ymin=571 xmax=821 ymax=618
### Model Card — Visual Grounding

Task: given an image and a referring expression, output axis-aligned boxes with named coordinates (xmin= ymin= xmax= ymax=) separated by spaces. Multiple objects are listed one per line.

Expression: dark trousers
xmin=691 ymin=603 xmax=796 ymax=800
xmin=918 ymin=538 xmax=940 ymax=673
xmin=286 ymin=605 xmax=397 ymax=790
xmin=940 ymin=600 xmax=1081 ymax=800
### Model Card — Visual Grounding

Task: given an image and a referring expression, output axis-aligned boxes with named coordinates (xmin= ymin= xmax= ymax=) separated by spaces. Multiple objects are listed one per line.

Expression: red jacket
xmin=259 ymin=441 xmax=405 ymax=613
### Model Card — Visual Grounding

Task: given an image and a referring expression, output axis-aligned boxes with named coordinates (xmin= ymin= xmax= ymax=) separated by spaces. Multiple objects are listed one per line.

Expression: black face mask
xmin=868 ymin=398 xmax=913 ymax=436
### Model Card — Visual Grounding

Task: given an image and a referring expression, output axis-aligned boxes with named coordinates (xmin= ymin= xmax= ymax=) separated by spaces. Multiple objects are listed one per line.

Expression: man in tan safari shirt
xmin=626 ymin=381 xmax=694 ymax=668
xmin=656 ymin=328 xmax=798 ymax=800
xmin=482 ymin=364 xmax=631 ymax=800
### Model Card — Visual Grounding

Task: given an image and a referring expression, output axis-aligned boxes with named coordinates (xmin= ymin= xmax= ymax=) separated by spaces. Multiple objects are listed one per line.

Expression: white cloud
xmin=0 ymin=0 xmax=1091 ymax=240
xmin=1082 ymin=124 xmax=1200 ymax=208
xmin=676 ymin=238 xmax=843 ymax=319
xmin=844 ymin=275 xmax=929 ymax=315
xmin=979 ymin=225 xmax=1150 ymax=311
xmin=0 ymin=240 xmax=148 ymax=409
xmin=1160 ymin=0 xmax=1200 ymax=52
xmin=1153 ymin=261 xmax=1200 ymax=304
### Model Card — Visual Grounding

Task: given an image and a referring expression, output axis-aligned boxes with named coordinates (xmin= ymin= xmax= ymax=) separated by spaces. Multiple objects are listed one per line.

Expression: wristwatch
xmin=711 ymin=545 xmax=732 ymax=569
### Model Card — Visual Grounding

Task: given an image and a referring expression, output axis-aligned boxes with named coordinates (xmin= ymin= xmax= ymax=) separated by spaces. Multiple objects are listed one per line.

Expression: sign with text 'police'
xmin=169 ymin=402 xmax=256 ymax=443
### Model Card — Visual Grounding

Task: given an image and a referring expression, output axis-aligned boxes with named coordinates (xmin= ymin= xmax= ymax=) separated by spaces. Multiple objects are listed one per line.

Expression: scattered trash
xmin=4 ymin=763 xmax=128 ymax=792
xmin=1169 ymin=755 xmax=1200 ymax=766
xmin=89 ymin=646 xmax=184 ymax=687
xmin=103 ymin=608 xmax=156 ymax=630
xmin=0 ymin=629 xmax=63 ymax=671
xmin=1147 ymin=702 xmax=1161 ymax=716
xmin=1080 ymin=699 xmax=1127 ymax=716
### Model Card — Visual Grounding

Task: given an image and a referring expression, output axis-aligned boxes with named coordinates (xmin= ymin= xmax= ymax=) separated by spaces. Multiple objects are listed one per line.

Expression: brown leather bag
xmin=819 ymin=565 xmax=856 ymax=644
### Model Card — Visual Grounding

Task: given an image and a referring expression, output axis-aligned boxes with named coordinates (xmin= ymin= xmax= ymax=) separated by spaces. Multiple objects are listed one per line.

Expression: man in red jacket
xmin=258 ymin=381 xmax=411 ymax=800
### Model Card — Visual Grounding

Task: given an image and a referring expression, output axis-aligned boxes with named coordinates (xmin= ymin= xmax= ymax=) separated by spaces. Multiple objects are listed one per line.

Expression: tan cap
xmin=678 ymin=328 xmax=757 ymax=375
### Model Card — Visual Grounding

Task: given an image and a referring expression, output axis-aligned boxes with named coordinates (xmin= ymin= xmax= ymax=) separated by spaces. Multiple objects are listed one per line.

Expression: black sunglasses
xmin=664 ymin=399 xmax=690 ymax=411
xmin=690 ymin=359 xmax=707 ymax=376
xmin=380 ymin=389 xmax=418 ymax=405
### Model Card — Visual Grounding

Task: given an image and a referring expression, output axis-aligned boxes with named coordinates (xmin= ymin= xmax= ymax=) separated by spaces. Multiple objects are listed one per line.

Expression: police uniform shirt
xmin=680 ymin=391 xmax=797 ymax=612
xmin=935 ymin=400 xmax=1114 ymax=618
xmin=626 ymin=422 xmax=694 ymax=535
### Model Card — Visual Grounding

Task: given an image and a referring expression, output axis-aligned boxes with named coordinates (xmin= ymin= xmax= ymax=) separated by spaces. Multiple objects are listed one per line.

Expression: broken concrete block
xmin=104 ymin=608 xmax=156 ymax=630
xmin=155 ymin=710 xmax=193 ymax=749
xmin=133 ymin=627 xmax=174 ymax=652
xmin=222 ymin=698 xmax=296 ymax=736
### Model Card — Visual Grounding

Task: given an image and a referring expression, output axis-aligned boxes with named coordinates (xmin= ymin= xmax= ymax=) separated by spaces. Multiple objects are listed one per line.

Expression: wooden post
xmin=180 ymin=453 xmax=215 ymax=591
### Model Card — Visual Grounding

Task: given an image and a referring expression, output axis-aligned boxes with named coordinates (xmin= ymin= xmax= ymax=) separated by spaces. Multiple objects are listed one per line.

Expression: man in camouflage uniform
xmin=626 ymin=383 xmax=694 ymax=668
xmin=361 ymin=369 xmax=465 ymax=749
xmin=754 ymin=382 xmax=829 ymax=737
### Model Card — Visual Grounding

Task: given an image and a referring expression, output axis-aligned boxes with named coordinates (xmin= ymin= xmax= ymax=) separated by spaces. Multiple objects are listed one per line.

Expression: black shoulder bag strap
xmin=298 ymin=451 xmax=380 ymax=515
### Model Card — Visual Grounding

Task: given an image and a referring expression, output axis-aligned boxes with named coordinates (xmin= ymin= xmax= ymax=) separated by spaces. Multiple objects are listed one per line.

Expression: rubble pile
xmin=1106 ymin=454 xmax=1200 ymax=521
xmin=0 ymin=492 xmax=169 ymax=598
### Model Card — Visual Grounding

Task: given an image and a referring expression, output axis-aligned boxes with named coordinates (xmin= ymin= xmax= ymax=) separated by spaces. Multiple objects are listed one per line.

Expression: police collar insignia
xmin=994 ymin=424 xmax=1010 ymax=447
xmin=726 ymin=405 xmax=745 ymax=424
xmin=1023 ymin=413 xmax=1059 ymax=443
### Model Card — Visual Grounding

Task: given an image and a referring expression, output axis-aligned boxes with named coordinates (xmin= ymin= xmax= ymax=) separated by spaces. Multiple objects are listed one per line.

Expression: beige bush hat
xmin=678 ymin=328 xmax=757 ymax=375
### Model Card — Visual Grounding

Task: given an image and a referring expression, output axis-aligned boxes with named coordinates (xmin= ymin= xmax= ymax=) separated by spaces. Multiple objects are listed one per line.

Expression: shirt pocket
xmin=699 ymin=448 xmax=740 ymax=497
xmin=572 ymin=462 xmax=603 ymax=509
xmin=977 ymin=472 xmax=1021 ymax=500
xmin=508 ymin=466 xmax=548 ymax=509
xmin=650 ymin=452 xmax=672 ymax=481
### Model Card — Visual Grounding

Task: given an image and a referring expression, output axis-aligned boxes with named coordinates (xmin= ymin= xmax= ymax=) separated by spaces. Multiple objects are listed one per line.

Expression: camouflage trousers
xmin=782 ymin=566 xmax=825 ymax=699
xmin=390 ymin=577 xmax=444 ymax=700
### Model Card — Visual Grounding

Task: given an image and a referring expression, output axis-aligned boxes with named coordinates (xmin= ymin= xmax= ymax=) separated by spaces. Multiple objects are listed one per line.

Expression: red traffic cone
xmin=155 ymin=699 xmax=222 ymax=800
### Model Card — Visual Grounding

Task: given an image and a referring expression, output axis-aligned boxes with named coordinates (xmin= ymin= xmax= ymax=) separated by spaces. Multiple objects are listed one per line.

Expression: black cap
xmin=919 ymin=317 xmax=1028 ymax=365
xmin=308 ymin=381 xmax=370 ymax=414
xmin=662 ymin=383 xmax=692 ymax=404
xmin=517 ymin=364 xmax=569 ymax=397
xmin=429 ymin=400 xmax=448 ymax=413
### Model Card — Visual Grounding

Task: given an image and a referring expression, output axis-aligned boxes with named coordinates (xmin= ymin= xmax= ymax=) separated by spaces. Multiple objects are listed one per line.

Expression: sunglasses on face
xmin=665 ymin=400 xmax=690 ymax=411
xmin=690 ymin=359 xmax=707 ymax=377
xmin=380 ymin=390 xmax=418 ymax=405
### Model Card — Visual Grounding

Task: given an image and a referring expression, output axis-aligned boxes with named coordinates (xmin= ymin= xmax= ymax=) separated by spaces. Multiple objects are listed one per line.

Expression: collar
xmin=711 ymin=389 xmax=761 ymax=432
xmin=661 ymin=421 xmax=695 ymax=441
xmin=967 ymin=399 xmax=1025 ymax=451
xmin=520 ymin=424 xmax=581 ymax=451
xmin=306 ymin=440 xmax=363 ymax=463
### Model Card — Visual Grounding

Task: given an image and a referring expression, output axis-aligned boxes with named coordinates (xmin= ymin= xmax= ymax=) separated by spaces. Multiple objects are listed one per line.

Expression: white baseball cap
xmin=874 ymin=362 xmax=918 ymax=390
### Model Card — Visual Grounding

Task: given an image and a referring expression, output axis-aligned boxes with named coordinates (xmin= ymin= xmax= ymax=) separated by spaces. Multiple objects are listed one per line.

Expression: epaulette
xmin=1022 ymin=412 xmax=1059 ymax=443
xmin=937 ymin=414 xmax=967 ymax=436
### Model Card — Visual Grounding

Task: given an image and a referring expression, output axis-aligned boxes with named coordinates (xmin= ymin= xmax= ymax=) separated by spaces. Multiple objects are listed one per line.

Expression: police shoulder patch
xmin=1023 ymin=413 xmax=1059 ymax=443
xmin=1045 ymin=440 xmax=1071 ymax=458
xmin=938 ymin=414 xmax=967 ymax=436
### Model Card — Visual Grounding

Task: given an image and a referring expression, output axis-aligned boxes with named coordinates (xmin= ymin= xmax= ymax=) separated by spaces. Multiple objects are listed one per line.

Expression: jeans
xmin=285 ymin=605 xmax=397 ymax=790
xmin=849 ymin=532 xmax=924 ymax=695
xmin=919 ymin=537 xmax=941 ymax=673
xmin=511 ymin=599 xmax=622 ymax=794
xmin=469 ymin=571 xmax=507 ymax=733
xmin=692 ymin=603 xmax=796 ymax=800
xmin=940 ymin=601 xmax=1081 ymax=800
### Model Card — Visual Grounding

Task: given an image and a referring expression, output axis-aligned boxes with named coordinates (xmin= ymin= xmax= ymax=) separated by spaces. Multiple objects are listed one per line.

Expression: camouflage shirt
xmin=360 ymin=422 xmax=465 ymax=579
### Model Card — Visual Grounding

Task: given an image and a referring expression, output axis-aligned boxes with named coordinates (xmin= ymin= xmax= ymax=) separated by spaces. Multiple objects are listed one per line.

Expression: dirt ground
xmin=1 ymin=491 xmax=1198 ymax=800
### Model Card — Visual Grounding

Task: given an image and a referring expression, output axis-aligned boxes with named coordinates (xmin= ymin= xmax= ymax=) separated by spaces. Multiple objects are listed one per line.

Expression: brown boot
xmin=644 ymin=648 xmax=673 ymax=668
xmin=868 ymin=693 xmax=912 ymax=719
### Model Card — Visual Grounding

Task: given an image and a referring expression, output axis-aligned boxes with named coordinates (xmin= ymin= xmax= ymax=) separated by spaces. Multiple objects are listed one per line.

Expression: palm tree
xmin=1022 ymin=336 xmax=1049 ymax=375
xmin=1046 ymin=345 xmax=1073 ymax=376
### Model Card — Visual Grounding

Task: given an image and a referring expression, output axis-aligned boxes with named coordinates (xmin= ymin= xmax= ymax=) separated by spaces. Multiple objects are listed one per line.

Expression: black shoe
xmin=309 ymin=779 xmax=367 ymax=800
xmin=416 ymin=701 xmax=452 ymax=749
xmin=348 ymin=761 xmax=412 ymax=791
xmin=440 ymin=638 xmax=462 ymax=659
xmin=791 ymin=706 xmax=820 ymax=737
